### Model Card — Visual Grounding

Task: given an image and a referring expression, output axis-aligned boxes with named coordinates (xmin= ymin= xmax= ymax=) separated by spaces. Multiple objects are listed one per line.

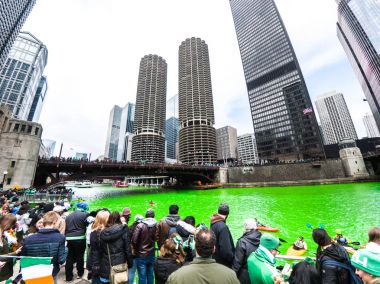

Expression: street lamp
xmin=2 ymin=171 xmax=8 ymax=189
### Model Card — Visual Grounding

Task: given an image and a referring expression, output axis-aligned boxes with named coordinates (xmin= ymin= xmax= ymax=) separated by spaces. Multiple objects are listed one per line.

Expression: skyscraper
xmin=104 ymin=103 xmax=135 ymax=161
xmin=166 ymin=94 xmax=178 ymax=119
xmin=229 ymin=0 xmax=323 ymax=161
xmin=363 ymin=113 xmax=380 ymax=138
xmin=0 ymin=32 xmax=48 ymax=120
xmin=337 ymin=0 xmax=380 ymax=129
xmin=28 ymin=76 xmax=47 ymax=122
xmin=166 ymin=117 xmax=180 ymax=160
xmin=0 ymin=0 xmax=36 ymax=68
xmin=216 ymin=126 xmax=238 ymax=163
xmin=237 ymin=133 xmax=259 ymax=165
xmin=178 ymin=37 xmax=217 ymax=164
xmin=132 ymin=55 xmax=167 ymax=163
xmin=315 ymin=91 xmax=358 ymax=145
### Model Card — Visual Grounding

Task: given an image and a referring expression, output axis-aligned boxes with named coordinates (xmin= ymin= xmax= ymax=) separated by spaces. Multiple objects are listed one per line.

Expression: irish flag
xmin=20 ymin=257 xmax=53 ymax=284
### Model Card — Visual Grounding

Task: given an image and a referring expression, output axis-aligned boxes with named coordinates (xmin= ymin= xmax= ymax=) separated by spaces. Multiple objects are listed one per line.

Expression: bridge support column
xmin=217 ymin=167 xmax=228 ymax=184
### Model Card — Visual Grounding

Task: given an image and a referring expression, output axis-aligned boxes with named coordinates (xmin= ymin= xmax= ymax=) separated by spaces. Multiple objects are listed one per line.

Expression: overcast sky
xmin=23 ymin=0 xmax=371 ymax=158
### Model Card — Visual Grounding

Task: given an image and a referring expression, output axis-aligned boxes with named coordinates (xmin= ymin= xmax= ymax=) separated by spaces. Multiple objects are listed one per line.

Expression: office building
xmin=315 ymin=91 xmax=358 ymax=145
xmin=0 ymin=32 xmax=48 ymax=120
xmin=104 ymin=103 xmax=135 ymax=161
xmin=178 ymin=37 xmax=217 ymax=164
xmin=166 ymin=117 xmax=180 ymax=160
xmin=167 ymin=94 xmax=178 ymax=119
xmin=229 ymin=0 xmax=323 ymax=161
xmin=41 ymin=139 xmax=56 ymax=158
xmin=0 ymin=0 xmax=36 ymax=68
xmin=337 ymin=0 xmax=380 ymax=129
xmin=132 ymin=55 xmax=167 ymax=163
xmin=28 ymin=76 xmax=47 ymax=122
xmin=363 ymin=113 xmax=380 ymax=138
xmin=216 ymin=126 xmax=238 ymax=163
xmin=237 ymin=133 xmax=259 ymax=165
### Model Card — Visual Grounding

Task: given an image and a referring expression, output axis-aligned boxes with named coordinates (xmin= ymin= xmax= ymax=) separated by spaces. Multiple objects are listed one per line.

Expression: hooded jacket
xmin=65 ymin=210 xmax=88 ymax=239
xmin=247 ymin=245 xmax=279 ymax=284
xmin=156 ymin=215 xmax=181 ymax=248
xmin=99 ymin=224 xmax=133 ymax=278
xmin=316 ymin=243 xmax=351 ymax=284
xmin=132 ymin=218 xmax=157 ymax=257
xmin=211 ymin=214 xmax=235 ymax=268
xmin=232 ymin=229 xmax=262 ymax=284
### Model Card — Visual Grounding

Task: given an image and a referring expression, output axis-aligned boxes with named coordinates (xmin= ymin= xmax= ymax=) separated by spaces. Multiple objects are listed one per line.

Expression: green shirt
xmin=247 ymin=246 xmax=280 ymax=284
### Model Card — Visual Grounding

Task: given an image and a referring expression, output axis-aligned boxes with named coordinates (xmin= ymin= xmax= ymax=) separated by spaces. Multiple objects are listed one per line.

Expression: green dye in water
xmin=86 ymin=182 xmax=380 ymax=255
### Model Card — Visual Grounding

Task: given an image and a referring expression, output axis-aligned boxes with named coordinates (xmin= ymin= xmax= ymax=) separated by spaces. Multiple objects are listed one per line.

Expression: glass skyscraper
xmin=0 ymin=0 xmax=36 ymax=68
xmin=0 ymin=32 xmax=48 ymax=120
xmin=337 ymin=0 xmax=380 ymax=129
xmin=166 ymin=116 xmax=180 ymax=160
xmin=28 ymin=76 xmax=47 ymax=122
xmin=229 ymin=0 xmax=323 ymax=161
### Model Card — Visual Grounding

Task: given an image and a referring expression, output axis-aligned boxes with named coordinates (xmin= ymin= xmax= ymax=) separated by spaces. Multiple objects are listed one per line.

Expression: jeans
xmin=128 ymin=259 xmax=137 ymax=284
xmin=135 ymin=256 xmax=155 ymax=284
xmin=65 ymin=239 xmax=86 ymax=281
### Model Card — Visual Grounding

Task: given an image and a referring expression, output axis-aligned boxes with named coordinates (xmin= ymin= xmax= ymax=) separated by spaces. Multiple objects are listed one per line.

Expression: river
xmin=76 ymin=182 xmax=380 ymax=254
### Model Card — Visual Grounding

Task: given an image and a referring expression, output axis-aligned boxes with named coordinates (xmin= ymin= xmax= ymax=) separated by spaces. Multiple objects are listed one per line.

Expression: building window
xmin=6 ymin=178 xmax=11 ymax=185
xmin=27 ymin=125 xmax=32 ymax=133
xmin=20 ymin=125 xmax=26 ymax=132
xmin=14 ymin=124 xmax=20 ymax=132
xmin=11 ymin=161 xmax=16 ymax=168
xmin=34 ymin=127 xmax=39 ymax=135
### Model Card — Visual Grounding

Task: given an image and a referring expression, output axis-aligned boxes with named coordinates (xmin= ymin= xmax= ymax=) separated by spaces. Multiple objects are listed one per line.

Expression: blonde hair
xmin=92 ymin=210 xmax=110 ymax=231
xmin=43 ymin=211 xmax=60 ymax=226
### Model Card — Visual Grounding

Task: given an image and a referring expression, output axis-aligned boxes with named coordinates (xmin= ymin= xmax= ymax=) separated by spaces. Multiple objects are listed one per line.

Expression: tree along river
xmin=78 ymin=182 xmax=380 ymax=255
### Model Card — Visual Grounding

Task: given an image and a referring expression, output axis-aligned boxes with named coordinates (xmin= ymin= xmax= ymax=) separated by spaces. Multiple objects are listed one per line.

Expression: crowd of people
xmin=0 ymin=193 xmax=379 ymax=284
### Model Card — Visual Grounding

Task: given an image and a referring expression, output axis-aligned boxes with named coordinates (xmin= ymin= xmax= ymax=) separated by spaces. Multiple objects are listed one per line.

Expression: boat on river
xmin=257 ymin=226 xmax=279 ymax=233
xmin=113 ymin=181 xmax=129 ymax=188
xmin=65 ymin=181 xmax=93 ymax=188
xmin=287 ymin=245 xmax=307 ymax=256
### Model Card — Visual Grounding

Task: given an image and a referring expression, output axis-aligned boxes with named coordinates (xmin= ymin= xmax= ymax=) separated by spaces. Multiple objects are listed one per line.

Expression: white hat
xmin=244 ymin=219 xmax=257 ymax=232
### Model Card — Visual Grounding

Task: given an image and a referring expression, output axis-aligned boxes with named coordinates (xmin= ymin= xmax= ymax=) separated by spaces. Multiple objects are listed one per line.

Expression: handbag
xmin=107 ymin=244 xmax=128 ymax=284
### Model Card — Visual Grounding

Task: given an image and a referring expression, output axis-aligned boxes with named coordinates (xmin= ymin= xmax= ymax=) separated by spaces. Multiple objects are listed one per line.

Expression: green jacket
xmin=166 ymin=257 xmax=240 ymax=284
xmin=247 ymin=245 xmax=279 ymax=284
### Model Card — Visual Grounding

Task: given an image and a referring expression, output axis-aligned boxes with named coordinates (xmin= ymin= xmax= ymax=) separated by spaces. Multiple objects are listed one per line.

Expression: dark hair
xmin=312 ymin=229 xmax=332 ymax=254
xmin=107 ymin=211 xmax=121 ymax=227
xmin=89 ymin=211 xmax=97 ymax=218
xmin=169 ymin=204 xmax=179 ymax=215
xmin=146 ymin=209 xmax=155 ymax=218
xmin=368 ymin=227 xmax=380 ymax=243
xmin=288 ymin=261 xmax=321 ymax=284
xmin=195 ymin=229 xmax=216 ymax=258
xmin=184 ymin=216 xmax=195 ymax=226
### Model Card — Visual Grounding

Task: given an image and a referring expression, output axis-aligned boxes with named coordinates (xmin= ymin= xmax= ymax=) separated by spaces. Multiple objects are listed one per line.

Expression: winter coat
xmin=22 ymin=228 xmax=66 ymax=277
xmin=232 ymin=229 xmax=261 ymax=284
xmin=0 ymin=235 xmax=16 ymax=281
xmin=132 ymin=218 xmax=157 ymax=257
xmin=99 ymin=224 xmax=133 ymax=279
xmin=88 ymin=229 xmax=101 ymax=275
xmin=248 ymin=245 xmax=280 ymax=284
xmin=316 ymin=243 xmax=351 ymax=284
xmin=154 ymin=256 xmax=182 ymax=284
xmin=156 ymin=215 xmax=181 ymax=248
xmin=166 ymin=257 xmax=240 ymax=284
xmin=211 ymin=214 xmax=235 ymax=268
xmin=65 ymin=210 xmax=88 ymax=239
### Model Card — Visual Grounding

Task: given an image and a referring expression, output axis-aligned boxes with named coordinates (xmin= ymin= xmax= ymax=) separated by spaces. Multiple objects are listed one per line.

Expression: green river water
xmin=79 ymin=182 xmax=380 ymax=255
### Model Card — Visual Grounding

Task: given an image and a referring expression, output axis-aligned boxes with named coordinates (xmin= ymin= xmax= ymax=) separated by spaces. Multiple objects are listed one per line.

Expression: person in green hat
xmin=351 ymin=248 xmax=380 ymax=284
xmin=247 ymin=233 xmax=281 ymax=284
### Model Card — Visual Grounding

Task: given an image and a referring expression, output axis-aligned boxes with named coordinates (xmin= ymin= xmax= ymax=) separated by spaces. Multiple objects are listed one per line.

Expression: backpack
xmin=321 ymin=259 xmax=363 ymax=284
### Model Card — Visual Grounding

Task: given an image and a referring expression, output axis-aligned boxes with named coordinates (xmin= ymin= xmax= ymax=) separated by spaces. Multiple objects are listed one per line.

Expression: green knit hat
xmin=260 ymin=233 xmax=280 ymax=250
xmin=352 ymin=249 xmax=380 ymax=277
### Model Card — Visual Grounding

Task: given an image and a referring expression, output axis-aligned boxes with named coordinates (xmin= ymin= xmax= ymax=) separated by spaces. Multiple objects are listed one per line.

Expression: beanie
xmin=352 ymin=249 xmax=380 ymax=277
xmin=77 ymin=202 xmax=89 ymax=212
xmin=244 ymin=219 xmax=257 ymax=232
xmin=218 ymin=203 xmax=229 ymax=216
xmin=122 ymin=207 xmax=131 ymax=216
xmin=134 ymin=214 xmax=144 ymax=223
xmin=146 ymin=208 xmax=155 ymax=218
xmin=260 ymin=233 xmax=280 ymax=250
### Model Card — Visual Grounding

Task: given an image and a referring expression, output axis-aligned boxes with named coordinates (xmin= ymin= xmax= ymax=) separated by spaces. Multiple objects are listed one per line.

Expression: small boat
xmin=257 ymin=226 xmax=279 ymax=233
xmin=287 ymin=245 xmax=307 ymax=256
xmin=113 ymin=181 xmax=129 ymax=188
xmin=76 ymin=182 xmax=93 ymax=188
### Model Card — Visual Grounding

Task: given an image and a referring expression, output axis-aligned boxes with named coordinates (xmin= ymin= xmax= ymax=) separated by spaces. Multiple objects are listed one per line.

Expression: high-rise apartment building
xmin=166 ymin=117 xmax=180 ymax=160
xmin=315 ymin=91 xmax=358 ymax=145
xmin=0 ymin=32 xmax=48 ymax=120
xmin=178 ymin=37 xmax=217 ymax=164
xmin=216 ymin=126 xmax=238 ymax=162
xmin=363 ymin=113 xmax=380 ymax=138
xmin=229 ymin=0 xmax=323 ymax=161
xmin=104 ymin=103 xmax=135 ymax=161
xmin=28 ymin=76 xmax=47 ymax=122
xmin=132 ymin=55 xmax=167 ymax=163
xmin=337 ymin=0 xmax=380 ymax=129
xmin=237 ymin=133 xmax=259 ymax=165
xmin=0 ymin=0 xmax=36 ymax=68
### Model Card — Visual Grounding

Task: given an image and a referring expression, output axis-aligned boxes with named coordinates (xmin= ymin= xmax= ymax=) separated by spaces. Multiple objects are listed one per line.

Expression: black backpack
xmin=321 ymin=259 xmax=363 ymax=284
